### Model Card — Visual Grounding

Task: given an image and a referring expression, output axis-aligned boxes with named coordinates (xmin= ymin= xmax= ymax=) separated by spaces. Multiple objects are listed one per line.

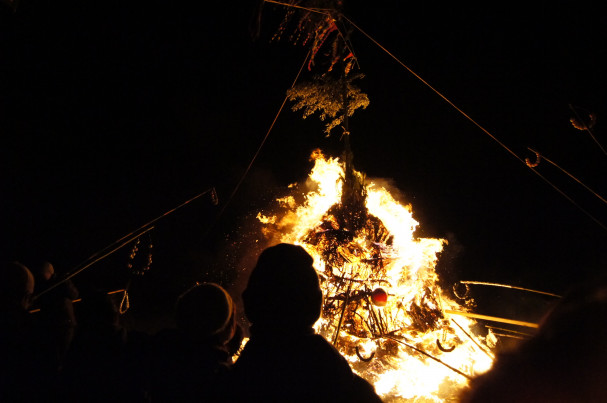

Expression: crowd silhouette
xmin=3 ymin=244 xmax=606 ymax=402
xmin=1 ymin=245 xmax=383 ymax=402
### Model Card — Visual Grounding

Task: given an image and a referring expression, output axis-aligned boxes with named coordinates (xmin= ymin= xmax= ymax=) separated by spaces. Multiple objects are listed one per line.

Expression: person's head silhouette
xmin=243 ymin=243 xmax=322 ymax=330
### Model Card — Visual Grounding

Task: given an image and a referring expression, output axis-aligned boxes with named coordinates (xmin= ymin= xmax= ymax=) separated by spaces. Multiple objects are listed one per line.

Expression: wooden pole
xmin=444 ymin=309 xmax=539 ymax=329
xmin=29 ymin=289 xmax=126 ymax=313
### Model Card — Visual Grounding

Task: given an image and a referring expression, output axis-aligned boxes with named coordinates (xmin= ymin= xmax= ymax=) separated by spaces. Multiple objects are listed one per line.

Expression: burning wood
xmin=258 ymin=150 xmax=494 ymax=401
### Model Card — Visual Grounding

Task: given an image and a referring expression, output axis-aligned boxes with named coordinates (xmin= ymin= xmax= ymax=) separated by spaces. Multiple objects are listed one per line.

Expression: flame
xmin=258 ymin=150 xmax=493 ymax=401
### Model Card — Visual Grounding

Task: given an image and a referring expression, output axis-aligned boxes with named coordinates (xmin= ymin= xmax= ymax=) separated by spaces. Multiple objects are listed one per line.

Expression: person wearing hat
xmin=148 ymin=282 xmax=238 ymax=402
xmin=61 ymin=290 xmax=149 ymax=402
xmin=229 ymin=243 xmax=382 ymax=402
xmin=30 ymin=261 xmax=79 ymax=376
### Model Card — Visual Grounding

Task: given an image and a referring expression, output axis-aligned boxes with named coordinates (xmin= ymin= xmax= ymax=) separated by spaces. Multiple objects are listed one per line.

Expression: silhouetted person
xmin=31 ymin=261 xmax=79 ymax=371
xmin=148 ymin=282 xmax=237 ymax=402
xmin=0 ymin=261 xmax=37 ymax=401
xmin=61 ymin=290 xmax=147 ymax=402
xmin=229 ymin=243 xmax=383 ymax=402
xmin=461 ymin=276 xmax=607 ymax=403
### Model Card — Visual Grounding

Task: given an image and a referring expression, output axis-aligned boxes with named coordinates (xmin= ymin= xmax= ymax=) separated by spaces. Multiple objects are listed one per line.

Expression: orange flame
xmin=258 ymin=151 xmax=494 ymax=401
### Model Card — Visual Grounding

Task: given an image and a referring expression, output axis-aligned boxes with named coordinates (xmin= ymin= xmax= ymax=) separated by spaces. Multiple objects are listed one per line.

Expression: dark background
xmin=2 ymin=1 xmax=606 ymax=329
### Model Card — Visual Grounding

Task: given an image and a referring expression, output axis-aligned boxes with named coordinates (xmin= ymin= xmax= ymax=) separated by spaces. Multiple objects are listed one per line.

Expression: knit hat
xmin=243 ymin=243 xmax=322 ymax=329
xmin=176 ymin=282 xmax=235 ymax=340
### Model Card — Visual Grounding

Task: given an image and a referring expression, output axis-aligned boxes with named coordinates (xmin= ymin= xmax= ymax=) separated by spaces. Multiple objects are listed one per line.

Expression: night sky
xmin=2 ymin=1 xmax=606 ymax=327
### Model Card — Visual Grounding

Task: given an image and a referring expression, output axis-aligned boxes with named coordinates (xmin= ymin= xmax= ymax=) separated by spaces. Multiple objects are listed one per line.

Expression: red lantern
xmin=371 ymin=288 xmax=388 ymax=306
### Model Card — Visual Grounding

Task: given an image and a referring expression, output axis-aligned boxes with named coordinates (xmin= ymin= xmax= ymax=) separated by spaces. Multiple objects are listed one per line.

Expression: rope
xmin=207 ymin=51 xmax=311 ymax=233
xmin=525 ymin=167 xmax=607 ymax=231
xmin=341 ymin=14 xmax=523 ymax=163
xmin=340 ymin=13 xmax=607 ymax=232
xmin=332 ymin=15 xmax=361 ymax=71
xmin=263 ymin=0 xmax=333 ymax=14
xmin=529 ymin=147 xmax=607 ymax=206
xmin=257 ymin=3 xmax=607 ymax=232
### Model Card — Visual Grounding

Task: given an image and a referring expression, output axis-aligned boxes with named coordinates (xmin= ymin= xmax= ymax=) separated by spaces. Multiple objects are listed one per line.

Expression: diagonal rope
xmin=340 ymin=14 xmax=607 ymax=232
xmin=525 ymin=166 xmax=607 ymax=231
xmin=208 ymin=51 xmax=311 ymax=233
xmin=253 ymin=3 xmax=607 ymax=231
xmin=332 ymin=15 xmax=361 ymax=71
xmin=529 ymin=147 xmax=607 ymax=206
xmin=524 ymin=152 xmax=607 ymax=230
xmin=264 ymin=0 xmax=333 ymax=14
xmin=341 ymin=14 xmax=523 ymax=164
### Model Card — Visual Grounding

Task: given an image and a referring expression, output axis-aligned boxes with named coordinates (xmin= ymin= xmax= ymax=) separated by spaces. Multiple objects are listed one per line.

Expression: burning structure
xmin=252 ymin=3 xmax=495 ymax=399
xmin=258 ymin=150 xmax=494 ymax=401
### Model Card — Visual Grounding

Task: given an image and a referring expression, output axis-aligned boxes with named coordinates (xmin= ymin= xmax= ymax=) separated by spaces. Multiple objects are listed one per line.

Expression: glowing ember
xmin=258 ymin=150 xmax=494 ymax=401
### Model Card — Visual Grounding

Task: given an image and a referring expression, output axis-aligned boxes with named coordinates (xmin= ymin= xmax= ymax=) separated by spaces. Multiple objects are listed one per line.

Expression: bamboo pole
xmin=34 ymin=187 xmax=217 ymax=301
xmin=333 ymin=281 xmax=352 ymax=346
xmin=485 ymin=325 xmax=533 ymax=338
xmin=450 ymin=319 xmax=494 ymax=359
xmin=29 ymin=289 xmax=126 ymax=313
xmin=459 ymin=281 xmax=561 ymax=298
xmin=492 ymin=332 xmax=526 ymax=340
xmin=444 ymin=310 xmax=539 ymax=329
xmin=384 ymin=335 xmax=472 ymax=380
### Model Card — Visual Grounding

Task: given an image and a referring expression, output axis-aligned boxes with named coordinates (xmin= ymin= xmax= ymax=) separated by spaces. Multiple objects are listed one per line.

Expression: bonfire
xmin=253 ymin=3 xmax=497 ymax=399
xmin=258 ymin=150 xmax=494 ymax=402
